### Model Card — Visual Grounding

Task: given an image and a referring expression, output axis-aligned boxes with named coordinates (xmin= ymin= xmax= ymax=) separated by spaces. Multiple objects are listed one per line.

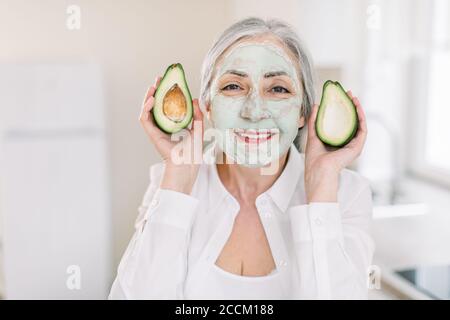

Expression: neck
xmin=216 ymin=149 xmax=290 ymax=204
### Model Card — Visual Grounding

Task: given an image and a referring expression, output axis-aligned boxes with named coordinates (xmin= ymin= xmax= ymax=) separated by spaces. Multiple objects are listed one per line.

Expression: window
xmin=425 ymin=51 xmax=450 ymax=171
xmin=409 ymin=0 xmax=450 ymax=187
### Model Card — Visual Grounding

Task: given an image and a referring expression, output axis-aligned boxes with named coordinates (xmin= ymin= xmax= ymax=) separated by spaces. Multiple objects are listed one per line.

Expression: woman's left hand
xmin=304 ymin=91 xmax=367 ymax=203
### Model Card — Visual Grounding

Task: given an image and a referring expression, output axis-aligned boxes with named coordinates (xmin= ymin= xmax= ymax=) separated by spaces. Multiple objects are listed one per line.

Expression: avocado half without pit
xmin=315 ymin=80 xmax=358 ymax=147
xmin=152 ymin=63 xmax=193 ymax=134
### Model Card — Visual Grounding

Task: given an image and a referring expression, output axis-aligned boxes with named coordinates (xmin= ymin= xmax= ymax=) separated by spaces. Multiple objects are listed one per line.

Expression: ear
xmin=298 ymin=115 xmax=305 ymax=129
xmin=206 ymin=102 xmax=211 ymax=121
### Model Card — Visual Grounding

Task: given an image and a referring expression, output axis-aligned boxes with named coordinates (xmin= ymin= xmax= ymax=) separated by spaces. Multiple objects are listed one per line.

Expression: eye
xmin=270 ymin=86 xmax=290 ymax=94
xmin=221 ymin=83 xmax=242 ymax=91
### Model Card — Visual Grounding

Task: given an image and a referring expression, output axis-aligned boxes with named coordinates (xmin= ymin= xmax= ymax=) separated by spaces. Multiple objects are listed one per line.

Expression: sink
xmin=373 ymin=203 xmax=430 ymax=219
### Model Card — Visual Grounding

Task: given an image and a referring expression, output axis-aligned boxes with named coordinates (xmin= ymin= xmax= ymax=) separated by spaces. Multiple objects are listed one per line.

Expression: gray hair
xmin=199 ymin=17 xmax=315 ymax=152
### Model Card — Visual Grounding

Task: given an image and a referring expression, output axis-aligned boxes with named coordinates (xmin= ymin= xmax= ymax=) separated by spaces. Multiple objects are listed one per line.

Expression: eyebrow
xmin=223 ymin=69 xmax=289 ymax=78
xmin=224 ymin=70 xmax=248 ymax=77
xmin=264 ymin=71 xmax=289 ymax=78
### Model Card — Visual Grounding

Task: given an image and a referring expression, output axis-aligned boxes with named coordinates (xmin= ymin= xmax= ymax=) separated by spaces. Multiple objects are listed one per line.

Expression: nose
xmin=240 ymin=90 xmax=271 ymax=122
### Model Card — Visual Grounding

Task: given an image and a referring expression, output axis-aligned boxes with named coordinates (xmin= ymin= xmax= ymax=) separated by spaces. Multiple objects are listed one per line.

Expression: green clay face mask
xmin=209 ymin=42 xmax=303 ymax=168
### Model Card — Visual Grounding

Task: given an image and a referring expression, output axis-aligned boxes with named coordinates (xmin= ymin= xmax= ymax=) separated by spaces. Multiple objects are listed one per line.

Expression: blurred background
xmin=0 ymin=0 xmax=449 ymax=299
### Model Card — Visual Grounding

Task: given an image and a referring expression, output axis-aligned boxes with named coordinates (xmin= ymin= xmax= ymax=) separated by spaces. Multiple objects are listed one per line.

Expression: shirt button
xmin=314 ymin=217 xmax=323 ymax=226
xmin=150 ymin=197 xmax=159 ymax=208
xmin=278 ymin=260 xmax=288 ymax=267
xmin=263 ymin=211 xmax=272 ymax=218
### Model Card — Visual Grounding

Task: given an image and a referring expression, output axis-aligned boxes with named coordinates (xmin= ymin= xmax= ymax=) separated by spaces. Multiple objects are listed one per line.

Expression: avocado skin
xmin=315 ymin=80 xmax=358 ymax=148
xmin=151 ymin=63 xmax=193 ymax=134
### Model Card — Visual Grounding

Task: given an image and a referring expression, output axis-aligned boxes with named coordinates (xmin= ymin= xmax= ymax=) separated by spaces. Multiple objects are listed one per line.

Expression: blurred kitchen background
xmin=0 ymin=0 xmax=449 ymax=299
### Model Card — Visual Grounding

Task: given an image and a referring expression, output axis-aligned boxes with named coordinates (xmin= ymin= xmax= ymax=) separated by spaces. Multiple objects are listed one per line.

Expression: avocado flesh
xmin=152 ymin=63 xmax=193 ymax=133
xmin=315 ymin=81 xmax=358 ymax=147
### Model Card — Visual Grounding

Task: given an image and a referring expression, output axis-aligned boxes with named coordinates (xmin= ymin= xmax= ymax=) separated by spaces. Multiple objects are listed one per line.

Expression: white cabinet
xmin=0 ymin=64 xmax=112 ymax=299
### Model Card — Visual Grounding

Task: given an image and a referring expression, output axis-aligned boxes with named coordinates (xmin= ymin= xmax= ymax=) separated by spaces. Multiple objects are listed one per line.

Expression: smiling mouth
xmin=232 ymin=128 xmax=279 ymax=144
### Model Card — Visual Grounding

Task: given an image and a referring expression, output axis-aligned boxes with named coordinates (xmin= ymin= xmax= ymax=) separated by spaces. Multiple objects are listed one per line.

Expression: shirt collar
xmin=204 ymin=141 xmax=304 ymax=213
xmin=265 ymin=143 xmax=303 ymax=212
xmin=204 ymin=141 xmax=233 ymax=209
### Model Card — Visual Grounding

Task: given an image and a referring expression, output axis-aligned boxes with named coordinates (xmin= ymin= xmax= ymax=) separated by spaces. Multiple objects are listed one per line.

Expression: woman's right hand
xmin=139 ymin=76 xmax=204 ymax=195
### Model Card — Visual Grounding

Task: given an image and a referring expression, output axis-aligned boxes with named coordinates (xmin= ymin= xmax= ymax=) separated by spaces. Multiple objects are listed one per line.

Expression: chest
xmin=214 ymin=203 xmax=277 ymax=277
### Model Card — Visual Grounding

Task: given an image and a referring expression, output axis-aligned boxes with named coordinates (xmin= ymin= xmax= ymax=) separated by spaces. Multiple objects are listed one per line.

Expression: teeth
xmin=239 ymin=133 xmax=270 ymax=138
xmin=232 ymin=128 xmax=278 ymax=140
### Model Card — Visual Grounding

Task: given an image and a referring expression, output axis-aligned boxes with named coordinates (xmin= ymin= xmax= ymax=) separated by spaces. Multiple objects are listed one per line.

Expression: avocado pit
xmin=162 ymin=83 xmax=187 ymax=123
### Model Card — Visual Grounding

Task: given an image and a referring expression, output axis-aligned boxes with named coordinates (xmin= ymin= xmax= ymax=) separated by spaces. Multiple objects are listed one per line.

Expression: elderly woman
xmin=109 ymin=17 xmax=375 ymax=300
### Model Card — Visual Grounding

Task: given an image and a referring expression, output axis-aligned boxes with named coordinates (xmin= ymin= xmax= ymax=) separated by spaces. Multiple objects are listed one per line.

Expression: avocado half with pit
xmin=152 ymin=63 xmax=193 ymax=133
xmin=315 ymin=80 xmax=358 ymax=147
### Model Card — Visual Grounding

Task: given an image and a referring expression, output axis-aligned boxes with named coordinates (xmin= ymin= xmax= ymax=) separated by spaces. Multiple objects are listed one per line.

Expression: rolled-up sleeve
xmin=108 ymin=163 xmax=199 ymax=299
xmin=288 ymin=177 xmax=375 ymax=299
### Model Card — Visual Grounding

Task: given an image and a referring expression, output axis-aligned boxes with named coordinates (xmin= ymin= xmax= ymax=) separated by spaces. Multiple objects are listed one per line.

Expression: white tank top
xmin=184 ymin=259 xmax=285 ymax=300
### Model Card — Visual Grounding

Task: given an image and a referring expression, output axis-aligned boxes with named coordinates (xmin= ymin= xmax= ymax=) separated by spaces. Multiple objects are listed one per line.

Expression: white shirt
xmin=199 ymin=261 xmax=283 ymax=300
xmin=108 ymin=143 xmax=375 ymax=300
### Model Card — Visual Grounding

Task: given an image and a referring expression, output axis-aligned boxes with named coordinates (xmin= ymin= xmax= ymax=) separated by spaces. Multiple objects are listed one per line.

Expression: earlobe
xmin=298 ymin=115 xmax=305 ymax=129
xmin=206 ymin=103 xmax=211 ymax=121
